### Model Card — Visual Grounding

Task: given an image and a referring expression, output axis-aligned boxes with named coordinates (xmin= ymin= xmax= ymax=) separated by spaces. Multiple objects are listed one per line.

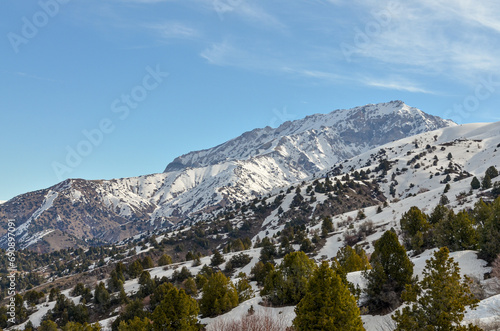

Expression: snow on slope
xmin=2 ymin=101 xmax=457 ymax=249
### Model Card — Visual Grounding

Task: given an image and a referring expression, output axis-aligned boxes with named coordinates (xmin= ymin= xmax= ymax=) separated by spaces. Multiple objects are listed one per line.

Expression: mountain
xmin=9 ymin=119 xmax=500 ymax=331
xmin=0 ymin=101 xmax=455 ymax=251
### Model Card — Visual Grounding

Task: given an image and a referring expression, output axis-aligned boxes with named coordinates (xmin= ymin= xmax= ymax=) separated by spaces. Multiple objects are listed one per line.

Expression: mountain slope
xmin=0 ymin=101 xmax=455 ymax=250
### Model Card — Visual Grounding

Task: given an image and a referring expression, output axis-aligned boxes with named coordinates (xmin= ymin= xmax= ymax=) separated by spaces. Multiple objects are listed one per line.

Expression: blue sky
xmin=1 ymin=0 xmax=500 ymax=201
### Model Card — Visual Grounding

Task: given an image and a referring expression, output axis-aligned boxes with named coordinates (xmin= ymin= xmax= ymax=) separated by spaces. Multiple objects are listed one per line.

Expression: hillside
xmin=2 ymin=119 xmax=500 ymax=330
xmin=0 ymin=101 xmax=454 ymax=251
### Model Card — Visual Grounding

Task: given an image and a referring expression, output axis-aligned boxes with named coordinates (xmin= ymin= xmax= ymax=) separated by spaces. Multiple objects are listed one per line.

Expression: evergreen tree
xmin=482 ymin=174 xmax=492 ymax=189
xmin=471 ymin=176 xmax=481 ymax=190
xmin=400 ymin=206 xmax=430 ymax=253
xmin=128 ymin=260 xmax=144 ymax=278
xmin=434 ymin=210 xmax=478 ymax=252
xmin=364 ymin=230 xmax=414 ymax=312
xmin=111 ymin=299 xmax=148 ymax=331
xmin=210 ymin=250 xmax=225 ymax=267
xmin=141 ymin=256 xmax=154 ymax=269
xmin=321 ymin=217 xmax=334 ymax=237
xmin=262 ymin=251 xmax=317 ymax=306
xmin=39 ymin=320 xmax=59 ymax=331
xmin=94 ymin=282 xmax=110 ymax=309
xmin=293 ymin=261 xmax=365 ymax=331
xmin=259 ymin=237 xmax=277 ymax=264
xmin=62 ymin=322 xmax=102 ymax=331
xmin=439 ymin=194 xmax=450 ymax=206
xmin=486 ymin=165 xmax=499 ymax=179
xmin=151 ymin=286 xmax=199 ymax=330
xmin=335 ymin=245 xmax=371 ymax=273
xmin=479 ymin=197 xmax=500 ymax=262
xmin=158 ymin=254 xmax=173 ymax=266
xmin=182 ymin=278 xmax=197 ymax=297
xmin=118 ymin=317 xmax=152 ymax=331
xmin=200 ymin=271 xmax=238 ymax=317
xmin=138 ymin=271 xmax=155 ymax=297
xmin=428 ymin=204 xmax=450 ymax=225
xmin=235 ymin=276 xmax=254 ymax=302
xmin=393 ymin=247 xmax=480 ymax=331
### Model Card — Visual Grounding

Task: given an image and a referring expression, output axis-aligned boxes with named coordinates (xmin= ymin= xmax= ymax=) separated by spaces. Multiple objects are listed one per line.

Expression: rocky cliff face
xmin=0 ymin=101 xmax=455 ymax=250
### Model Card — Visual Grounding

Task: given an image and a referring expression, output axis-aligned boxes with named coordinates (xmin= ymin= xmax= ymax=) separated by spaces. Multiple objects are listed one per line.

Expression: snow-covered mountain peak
xmin=164 ymin=101 xmax=455 ymax=172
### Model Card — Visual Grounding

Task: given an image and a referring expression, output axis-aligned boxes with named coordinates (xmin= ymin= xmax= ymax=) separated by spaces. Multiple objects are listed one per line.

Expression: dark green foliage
xmin=210 ymin=250 xmax=225 ymax=266
xmin=293 ymin=261 xmax=365 ymax=331
xmin=439 ymin=194 xmax=450 ymax=205
xmin=118 ymin=317 xmax=152 ymax=331
xmin=24 ymin=289 xmax=45 ymax=306
xmin=428 ymin=204 xmax=450 ymax=225
xmin=261 ymin=251 xmax=316 ymax=306
xmin=225 ymin=253 xmax=252 ymax=272
xmin=62 ymin=322 xmax=102 ymax=331
xmin=141 ymin=256 xmax=154 ymax=269
xmin=321 ymin=216 xmax=334 ymax=237
xmin=334 ymin=245 xmax=371 ymax=274
xmin=399 ymin=206 xmax=430 ymax=253
xmin=259 ymin=237 xmax=278 ymax=264
xmin=94 ymin=282 xmax=110 ymax=309
xmin=471 ymin=176 xmax=481 ymax=190
xmin=71 ymin=283 xmax=92 ymax=303
xmin=138 ymin=271 xmax=155 ymax=297
xmin=39 ymin=320 xmax=59 ymax=331
xmin=444 ymin=183 xmax=451 ymax=193
xmin=171 ymin=266 xmax=193 ymax=283
xmin=479 ymin=197 xmax=500 ymax=262
xmin=111 ymin=299 xmax=148 ymax=331
xmin=250 ymin=261 xmax=274 ymax=285
xmin=44 ymin=294 xmax=89 ymax=326
xmin=158 ymin=254 xmax=173 ymax=266
xmin=128 ymin=260 xmax=144 ymax=278
xmin=486 ymin=166 xmax=499 ymax=179
xmin=482 ymin=174 xmax=492 ymax=189
xmin=364 ymin=230 xmax=414 ymax=312
xmin=393 ymin=247 xmax=479 ymax=330
xmin=200 ymin=271 xmax=238 ymax=317
xmin=434 ymin=211 xmax=478 ymax=251
xmin=235 ymin=275 xmax=254 ymax=302
xmin=151 ymin=286 xmax=200 ymax=330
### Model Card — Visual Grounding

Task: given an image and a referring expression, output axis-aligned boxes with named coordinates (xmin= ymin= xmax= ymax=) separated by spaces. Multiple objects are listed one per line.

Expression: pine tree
xmin=293 ymin=261 xmax=365 ymax=331
xmin=434 ymin=210 xmax=478 ymax=252
xmin=393 ymin=247 xmax=480 ymax=330
xmin=39 ymin=320 xmax=59 ymax=331
xmin=479 ymin=197 xmax=500 ymax=262
xmin=364 ymin=230 xmax=414 ymax=312
xmin=262 ymin=251 xmax=316 ymax=306
xmin=235 ymin=276 xmax=254 ymax=302
xmin=486 ymin=165 xmax=499 ymax=179
xmin=200 ymin=271 xmax=238 ymax=317
xmin=151 ymin=286 xmax=199 ymax=330
xmin=158 ymin=254 xmax=173 ymax=266
xmin=63 ymin=322 xmax=102 ymax=331
xmin=482 ymin=174 xmax=492 ymax=189
xmin=141 ymin=256 xmax=154 ymax=269
xmin=128 ymin=260 xmax=144 ymax=278
xmin=321 ymin=216 xmax=334 ymax=237
xmin=94 ymin=282 xmax=110 ymax=308
xmin=335 ymin=245 xmax=371 ymax=273
xmin=400 ymin=206 xmax=430 ymax=253
xmin=210 ymin=249 xmax=225 ymax=266
xmin=118 ymin=317 xmax=152 ymax=331
xmin=471 ymin=176 xmax=481 ymax=190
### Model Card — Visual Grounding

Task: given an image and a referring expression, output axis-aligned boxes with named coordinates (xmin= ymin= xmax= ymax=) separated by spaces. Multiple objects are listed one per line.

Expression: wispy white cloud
xmin=363 ymin=76 xmax=437 ymax=94
xmin=146 ymin=22 xmax=200 ymax=40
xmin=341 ymin=0 xmax=500 ymax=82
xmin=15 ymin=72 xmax=58 ymax=83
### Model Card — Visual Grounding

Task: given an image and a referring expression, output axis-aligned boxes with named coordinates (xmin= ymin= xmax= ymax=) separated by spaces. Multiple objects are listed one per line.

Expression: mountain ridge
xmin=0 ymin=101 xmax=456 ymax=250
